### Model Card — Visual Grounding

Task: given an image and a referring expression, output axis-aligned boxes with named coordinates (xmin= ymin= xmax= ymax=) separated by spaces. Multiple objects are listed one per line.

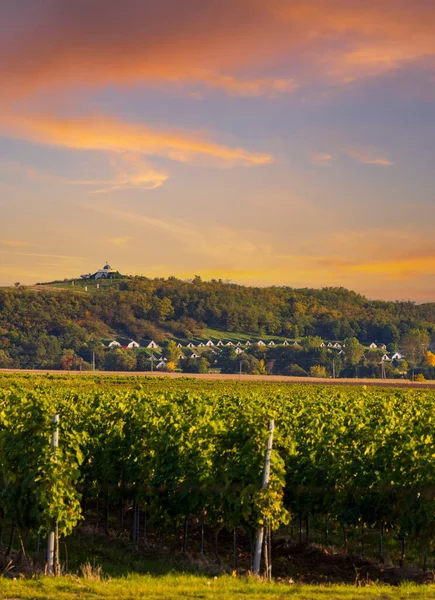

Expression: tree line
xmin=1 ymin=277 xmax=435 ymax=372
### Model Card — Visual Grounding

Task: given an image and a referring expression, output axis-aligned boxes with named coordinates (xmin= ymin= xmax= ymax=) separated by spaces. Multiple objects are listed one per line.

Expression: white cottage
xmin=147 ymin=340 xmax=159 ymax=349
xmin=108 ymin=340 xmax=121 ymax=348
xmin=206 ymin=340 xmax=214 ymax=347
xmin=127 ymin=341 xmax=140 ymax=349
xmin=257 ymin=340 xmax=266 ymax=346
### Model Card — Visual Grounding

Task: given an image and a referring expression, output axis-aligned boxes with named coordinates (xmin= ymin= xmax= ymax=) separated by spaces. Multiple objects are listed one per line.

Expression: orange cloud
xmin=309 ymin=152 xmax=333 ymax=166
xmin=345 ymin=148 xmax=393 ymax=166
xmin=2 ymin=0 xmax=435 ymax=101
xmin=110 ymin=237 xmax=133 ymax=247
xmin=199 ymin=72 xmax=298 ymax=96
xmin=1 ymin=156 xmax=168 ymax=193
xmin=3 ymin=112 xmax=272 ymax=167
xmin=0 ymin=239 xmax=31 ymax=247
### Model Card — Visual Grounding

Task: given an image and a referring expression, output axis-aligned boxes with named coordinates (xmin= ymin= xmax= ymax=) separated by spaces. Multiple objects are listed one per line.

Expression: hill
xmin=1 ymin=275 xmax=435 ymax=370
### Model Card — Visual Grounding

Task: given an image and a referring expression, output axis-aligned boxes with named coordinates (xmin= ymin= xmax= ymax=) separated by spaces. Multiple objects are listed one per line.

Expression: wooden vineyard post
xmin=47 ymin=414 xmax=59 ymax=575
xmin=253 ymin=420 xmax=274 ymax=576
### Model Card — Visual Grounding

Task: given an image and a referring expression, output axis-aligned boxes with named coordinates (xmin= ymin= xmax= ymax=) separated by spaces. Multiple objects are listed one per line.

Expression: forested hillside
xmin=1 ymin=277 xmax=435 ymax=371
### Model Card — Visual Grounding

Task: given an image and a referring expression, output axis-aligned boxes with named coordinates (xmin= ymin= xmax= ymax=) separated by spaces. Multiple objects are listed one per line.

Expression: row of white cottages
xmin=106 ymin=339 xmax=405 ymax=364
xmin=108 ymin=339 xmax=392 ymax=351
xmin=107 ymin=339 xmax=292 ymax=350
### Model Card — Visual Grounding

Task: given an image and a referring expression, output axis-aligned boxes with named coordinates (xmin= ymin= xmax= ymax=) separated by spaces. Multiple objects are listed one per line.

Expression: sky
xmin=1 ymin=0 xmax=435 ymax=301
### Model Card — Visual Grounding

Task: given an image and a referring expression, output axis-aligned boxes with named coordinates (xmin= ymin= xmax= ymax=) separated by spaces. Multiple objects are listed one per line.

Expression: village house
xmin=146 ymin=340 xmax=159 ymax=349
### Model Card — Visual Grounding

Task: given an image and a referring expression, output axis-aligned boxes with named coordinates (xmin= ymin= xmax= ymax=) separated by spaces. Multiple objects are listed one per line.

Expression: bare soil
xmin=1 ymin=369 xmax=434 ymax=389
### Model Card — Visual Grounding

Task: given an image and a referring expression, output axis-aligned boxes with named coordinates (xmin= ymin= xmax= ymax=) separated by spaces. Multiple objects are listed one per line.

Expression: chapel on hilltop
xmin=80 ymin=263 xmax=118 ymax=280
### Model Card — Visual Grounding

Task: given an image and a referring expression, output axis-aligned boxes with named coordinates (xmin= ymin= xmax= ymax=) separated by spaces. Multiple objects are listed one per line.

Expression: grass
xmin=2 ymin=574 xmax=435 ymax=600
xmin=200 ymin=327 xmax=291 ymax=343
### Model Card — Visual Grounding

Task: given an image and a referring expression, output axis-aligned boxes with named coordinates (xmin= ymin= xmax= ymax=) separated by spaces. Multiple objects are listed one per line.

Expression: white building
xmin=108 ymin=340 xmax=121 ymax=348
xmin=81 ymin=262 xmax=118 ymax=280
xmin=235 ymin=347 xmax=243 ymax=355
xmin=206 ymin=340 xmax=214 ymax=347
xmin=127 ymin=341 xmax=140 ymax=349
xmin=268 ymin=341 xmax=275 ymax=346
xmin=216 ymin=340 xmax=224 ymax=347
xmin=257 ymin=340 xmax=266 ymax=346
xmin=146 ymin=340 xmax=160 ymax=349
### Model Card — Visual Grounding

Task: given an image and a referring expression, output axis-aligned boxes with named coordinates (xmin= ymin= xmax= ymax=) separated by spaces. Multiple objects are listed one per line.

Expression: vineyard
xmin=1 ymin=373 xmax=435 ymax=577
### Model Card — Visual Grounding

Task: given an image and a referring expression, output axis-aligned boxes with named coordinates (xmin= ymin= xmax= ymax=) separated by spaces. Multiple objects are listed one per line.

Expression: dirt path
xmin=1 ymin=369 xmax=435 ymax=389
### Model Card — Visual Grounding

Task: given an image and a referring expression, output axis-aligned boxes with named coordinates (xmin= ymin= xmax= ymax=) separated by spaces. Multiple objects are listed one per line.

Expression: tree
xmin=0 ymin=349 xmax=13 ymax=368
xmin=59 ymin=349 xmax=80 ymax=370
xmin=162 ymin=340 xmax=181 ymax=365
xmin=285 ymin=364 xmax=307 ymax=377
xmin=343 ymin=337 xmax=365 ymax=367
xmin=402 ymin=329 xmax=430 ymax=365
xmin=301 ymin=336 xmax=324 ymax=350
xmin=198 ymin=357 xmax=210 ymax=374
xmin=240 ymin=354 xmax=260 ymax=374
xmin=310 ymin=365 xmax=327 ymax=378
xmin=258 ymin=359 xmax=267 ymax=375
xmin=424 ymin=351 xmax=435 ymax=367
xmin=104 ymin=349 xmax=137 ymax=371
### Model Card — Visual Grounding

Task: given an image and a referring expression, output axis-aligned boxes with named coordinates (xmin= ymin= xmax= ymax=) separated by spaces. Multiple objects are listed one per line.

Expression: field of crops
xmin=1 ymin=373 xmax=435 ymax=574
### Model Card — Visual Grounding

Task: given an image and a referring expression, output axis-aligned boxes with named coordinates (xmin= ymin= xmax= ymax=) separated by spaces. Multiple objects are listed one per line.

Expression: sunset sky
xmin=1 ymin=0 xmax=435 ymax=301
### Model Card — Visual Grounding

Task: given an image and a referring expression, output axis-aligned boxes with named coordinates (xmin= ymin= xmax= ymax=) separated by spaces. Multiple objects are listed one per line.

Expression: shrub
xmin=309 ymin=365 xmax=327 ymax=378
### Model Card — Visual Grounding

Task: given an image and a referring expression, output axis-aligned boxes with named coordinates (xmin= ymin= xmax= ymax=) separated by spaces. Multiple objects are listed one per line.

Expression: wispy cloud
xmin=345 ymin=148 xmax=394 ymax=166
xmin=199 ymin=71 xmax=298 ymax=97
xmin=109 ymin=236 xmax=133 ymax=247
xmin=2 ymin=112 xmax=272 ymax=168
xmin=0 ymin=239 xmax=31 ymax=247
xmin=0 ymin=251 xmax=83 ymax=261
xmin=1 ymin=156 xmax=168 ymax=193
xmin=309 ymin=152 xmax=333 ymax=166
